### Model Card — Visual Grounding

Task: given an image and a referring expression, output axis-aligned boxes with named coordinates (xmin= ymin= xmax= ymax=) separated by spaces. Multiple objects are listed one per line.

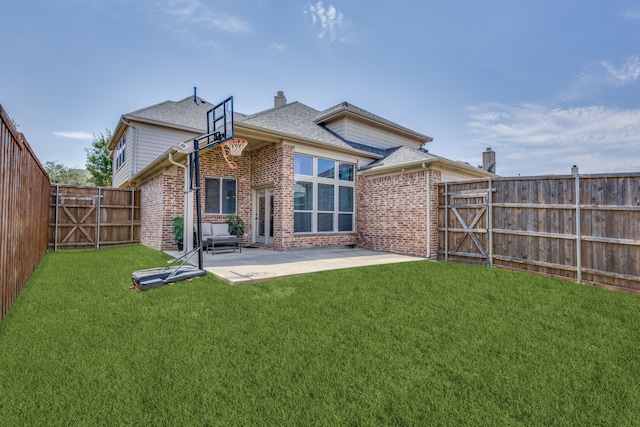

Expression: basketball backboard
xmin=206 ymin=96 xmax=234 ymax=147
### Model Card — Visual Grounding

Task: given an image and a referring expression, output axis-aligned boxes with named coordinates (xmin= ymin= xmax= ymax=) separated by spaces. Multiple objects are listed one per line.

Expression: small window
xmin=317 ymin=183 xmax=334 ymax=211
xmin=317 ymin=158 xmax=335 ymax=179
xmin=294 ymin=154 xmax=313 ymax=176
xmin=339 ymin=186 xmax=354 ymax=212
xmin=339 ymin=162 xmax=354 ymax=181
xmin=115 ymin=136 xmax=126 ymax=170
xmin=294 ymin=212 xmax=312 ymax=233
xmin=338 ymin=214 xmax=353 ymax=232
xmin=317 ymin=213 xmax=334 ymax=232
xmin=205 ymin=177 xmax=237 ymax=214
xmin=294 ymin=181 xmax=313 ymax=210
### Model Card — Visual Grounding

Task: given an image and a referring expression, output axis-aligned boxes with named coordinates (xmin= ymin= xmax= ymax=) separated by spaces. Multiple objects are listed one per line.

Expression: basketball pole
xmin=175 ymin=95 xmax=235 ymax=272
xmin=193 ymin=139 xmax=204 ymax=270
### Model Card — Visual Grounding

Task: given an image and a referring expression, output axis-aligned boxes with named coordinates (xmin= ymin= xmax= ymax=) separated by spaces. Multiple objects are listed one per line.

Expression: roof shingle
xmin=125 ymin=96 xmax=213 ymax=131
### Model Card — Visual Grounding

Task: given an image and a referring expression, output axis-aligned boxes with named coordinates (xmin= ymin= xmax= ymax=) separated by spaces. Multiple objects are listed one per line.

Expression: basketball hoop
xmin=219 ymin=138 xmax=248 ymax=169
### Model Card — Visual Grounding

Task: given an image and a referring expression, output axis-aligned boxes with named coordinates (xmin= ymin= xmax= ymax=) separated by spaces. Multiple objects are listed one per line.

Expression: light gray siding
xmin=324 ymin=118 xmax=346 ymax=138
xmin=112 ymin=128 xmax=132 ymax=188
xmin=325 ymin=117 xmax=422 ymax=150
xmin=440 ymin=167 xmax=482 ymax=183
xmin=134 ymin=123 xmax=200 ymax=175
xmin=112 ymin=122 xmax=202 ymax=188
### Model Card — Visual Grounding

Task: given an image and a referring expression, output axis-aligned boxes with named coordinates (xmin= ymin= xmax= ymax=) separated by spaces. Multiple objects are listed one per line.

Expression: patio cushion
xmin=201 ymin=222 xmax=230 ymax=239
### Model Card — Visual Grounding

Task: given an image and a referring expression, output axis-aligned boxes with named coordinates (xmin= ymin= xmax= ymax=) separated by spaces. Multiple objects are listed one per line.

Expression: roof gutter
xmin=361 ymin=156 xmax=496 ymax=178
xmin=121 ymin=114 xmax=205 ymax=134
xmin=360 ymin=158 xmax=438 ymax=176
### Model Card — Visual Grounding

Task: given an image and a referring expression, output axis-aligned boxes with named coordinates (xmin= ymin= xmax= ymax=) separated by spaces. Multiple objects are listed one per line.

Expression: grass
xmin=1 ymin=245 xmax=640 ymax=426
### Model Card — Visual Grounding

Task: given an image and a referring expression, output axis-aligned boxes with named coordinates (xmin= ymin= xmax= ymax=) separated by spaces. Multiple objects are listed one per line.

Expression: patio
xmin=165 ymin=246 xmax=426 ymax=285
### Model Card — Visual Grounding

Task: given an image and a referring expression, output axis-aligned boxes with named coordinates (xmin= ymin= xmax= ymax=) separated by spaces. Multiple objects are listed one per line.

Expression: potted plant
xmin=226 ymin=214 xmax=245 ymax=236
xmin=171 ymin=216 xmax=184 ymax=250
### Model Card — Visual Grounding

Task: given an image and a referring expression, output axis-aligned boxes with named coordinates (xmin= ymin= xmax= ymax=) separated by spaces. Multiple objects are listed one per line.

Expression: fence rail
xmin=0 ymin=104 xmax=50 ymax=321
xmin=49 ymin=185 xmax=140 ymax=250
xmin=438 ymin=173 xmax=640 ymax=293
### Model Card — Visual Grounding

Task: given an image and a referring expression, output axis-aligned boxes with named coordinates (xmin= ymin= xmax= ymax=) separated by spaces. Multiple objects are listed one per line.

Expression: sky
xmin=2 ymin=0 xmax=640 ymax=177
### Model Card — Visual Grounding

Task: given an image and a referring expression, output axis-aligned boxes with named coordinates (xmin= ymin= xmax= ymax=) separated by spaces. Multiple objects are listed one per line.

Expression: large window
xmin=293 ymin=154 xmax=355 ymax=233
xmin=205 ymin=177 xmax=237 ymax=214
xmin=115 ymin=136 xmax=126 ymax=170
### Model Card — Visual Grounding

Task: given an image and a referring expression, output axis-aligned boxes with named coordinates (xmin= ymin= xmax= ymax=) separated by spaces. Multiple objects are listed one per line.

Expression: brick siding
xmin=251 ymin=143 xmax=294 ymax=251
xmin=199 ymin=146 xmax=252 ymax=245
xmin=140 ymin=171 xmax=183 ymax=250
xmin=357 ymin=169 xmax=441 ymax=257
xmin=140 ymin=145 xmax=442 ymax=256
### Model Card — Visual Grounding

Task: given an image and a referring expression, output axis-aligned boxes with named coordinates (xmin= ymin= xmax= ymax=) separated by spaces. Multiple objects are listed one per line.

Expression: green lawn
xmin=1 ymin=245 xmax=640 ymax=426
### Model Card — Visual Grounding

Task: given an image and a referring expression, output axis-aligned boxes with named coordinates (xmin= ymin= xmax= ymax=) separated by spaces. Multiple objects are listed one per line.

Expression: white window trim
xmin=294 ymin=155 xmax=355 ymax=233
xmin=204 ymin=176 xmax=238 ymax=215
xmin=115 ymin=136 xmax=126 ymax=171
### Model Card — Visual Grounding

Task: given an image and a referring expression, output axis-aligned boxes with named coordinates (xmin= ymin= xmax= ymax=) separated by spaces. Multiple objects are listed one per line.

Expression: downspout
xmin=422 ymin=162 xmax=431 ymax=259
xmin=168 ymin=151 xmax=192 ymax=254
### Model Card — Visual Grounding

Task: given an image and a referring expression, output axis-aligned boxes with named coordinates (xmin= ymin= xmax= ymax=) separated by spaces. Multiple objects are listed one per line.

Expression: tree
xmin=85 ymin=130 xmax=112 ymax=187
xmin=44 ymin=161 xmax=90 ymax=185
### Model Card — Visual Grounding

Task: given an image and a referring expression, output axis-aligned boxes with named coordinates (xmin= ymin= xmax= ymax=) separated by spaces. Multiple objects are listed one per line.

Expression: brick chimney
xmin=482 ymin=147 xmax=496 ymax=173
xmin=274 ymin=91 xmax=287 ymax=108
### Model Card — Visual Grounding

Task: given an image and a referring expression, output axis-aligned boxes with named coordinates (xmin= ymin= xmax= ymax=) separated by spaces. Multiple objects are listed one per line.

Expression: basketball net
xmin=219 ymin=138 xmax=248 ymax=169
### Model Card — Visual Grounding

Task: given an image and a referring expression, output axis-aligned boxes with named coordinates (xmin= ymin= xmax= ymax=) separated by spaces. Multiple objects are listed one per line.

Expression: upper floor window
xmin=293 ymin=154 xmax=355 ymax=233
xmin=115 ymin=136 xmax=126 ymax=170
xmin=294 ymin=154 xmax=313 ymax=176
xmin=205 ymin=177 xmax=237 ymax=214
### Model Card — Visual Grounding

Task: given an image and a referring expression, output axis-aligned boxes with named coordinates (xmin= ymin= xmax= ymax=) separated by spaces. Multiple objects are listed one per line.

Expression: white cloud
xmin=304 ymin=1 xmax=352 ymax=42
xmin=472 ymin=55 xmax=640 ymax=175
xmin=270 ymin=42 xmax=286 ymax=53
xmin=552 ymin=56 xmax=640 ymax=104
xmin=623 ymin=10 xmax=640 ymax=20
xmin=53 ymin=131 xmax=93 ymax=140
xmin=163 ymin=0 xmax=251 ymax=33
xmin=466 ymin=103 xmax=640 ymax=176
xmin=601 ymin=56 xmax=640 ymax=86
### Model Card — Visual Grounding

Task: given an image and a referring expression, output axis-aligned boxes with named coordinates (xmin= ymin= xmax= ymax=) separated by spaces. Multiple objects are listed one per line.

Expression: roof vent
xmin=274 ymin=91 xmax=287 ymax=108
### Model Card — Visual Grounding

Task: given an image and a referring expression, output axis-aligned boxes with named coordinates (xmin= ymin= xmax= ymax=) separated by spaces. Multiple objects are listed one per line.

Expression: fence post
xmin=575 ymin=173 xmax=582 ymax=284
xmin=444 ymin=182 xmax=449 ymax=262
xmin=96 ymin=187 xmax=102 ymax=250
xmin=130 ymin=188 xmax=135 ymax=244
xmin=54 ymin=184 xmax=59 ymax=252
xmin=488 ymin=178 xmax=493 ymax=268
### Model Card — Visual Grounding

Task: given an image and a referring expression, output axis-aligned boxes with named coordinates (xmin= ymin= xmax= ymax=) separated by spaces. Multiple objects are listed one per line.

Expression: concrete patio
xmin=165 ymin=246 xmax=426 ymax=285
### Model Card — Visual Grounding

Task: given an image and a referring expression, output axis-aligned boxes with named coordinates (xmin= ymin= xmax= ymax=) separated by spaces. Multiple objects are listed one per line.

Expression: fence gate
xmin=50 ymin=185 xmax=140 ymax=250
xmin=53 ymin=187 xmax=100 ymax=250
xmin=441 ymin=182 xmax=493 ymax=266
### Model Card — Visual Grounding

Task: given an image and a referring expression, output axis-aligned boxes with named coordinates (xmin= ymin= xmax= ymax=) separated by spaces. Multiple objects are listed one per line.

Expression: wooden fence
xmin=0 ymin=104 xmax=50 ymax=321
xmin=438 ymin=173 xmax=640 ymax=293
xmin=49 ymin=185 xmax=140 ymax=250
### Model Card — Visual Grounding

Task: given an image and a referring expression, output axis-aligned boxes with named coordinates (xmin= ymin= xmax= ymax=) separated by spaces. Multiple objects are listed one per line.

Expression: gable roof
xmin=109 ymin=96 xmax=214 ymax=151
xmin=315 ymin=102 xmax=432 ymax=143
xmin=238 ymin=102 xmax=355 ymax=151
xmin=360 ymin=145 xmax=495 ymax=178
xmin=361 ymin=146 xmax=437 ymax=171
xmin=111 ymin=93 xmax=488 ymax=183
xmin=124 ymin=96 xmax=212 ymax=131
xmin=110 ymin=94 xmax=432 ymax=156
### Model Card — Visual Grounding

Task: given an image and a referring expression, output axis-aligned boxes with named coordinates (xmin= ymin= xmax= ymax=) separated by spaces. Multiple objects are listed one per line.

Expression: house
xmin=109 ymin=91 xmax=493 ymax=257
